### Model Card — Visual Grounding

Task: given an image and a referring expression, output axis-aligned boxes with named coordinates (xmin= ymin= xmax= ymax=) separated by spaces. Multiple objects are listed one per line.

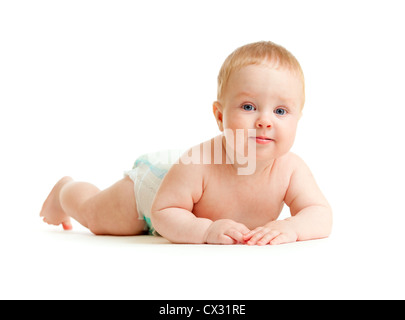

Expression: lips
xmin=256 ymin=136 xmax=273 ymax=141
xmin=250 ymin=136 xmax=274 ymax=145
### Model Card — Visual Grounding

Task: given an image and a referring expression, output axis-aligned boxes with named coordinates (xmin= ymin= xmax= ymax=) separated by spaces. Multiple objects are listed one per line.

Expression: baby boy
xmin=40 ymin=41 xmax=332 ymax=245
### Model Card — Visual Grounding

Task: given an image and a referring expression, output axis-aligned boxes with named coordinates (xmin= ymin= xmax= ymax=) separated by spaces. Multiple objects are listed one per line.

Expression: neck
xmin=253 ymin=158 xmax=276 ymax=176
xmin=221 ymin=135 xmax=275 ymax=178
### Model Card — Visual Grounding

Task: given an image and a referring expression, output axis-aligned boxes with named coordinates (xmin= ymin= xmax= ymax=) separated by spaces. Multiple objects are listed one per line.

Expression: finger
xmin=242 ymin=231 xmax=254 ymax=241
xmin=243 ymin=227 xmax=263 ymax=241
xmin=219 ymin=235 xmax=237 ymax=245
xmin=236 ymin=223 xmax=251 ymax=235
xmin=247 ymin=228 xmax=269 ymax=245
xmin=257 ymin=230 xmax=281 ymax=246
xmin=225 ymin=229 xmax=244 ymax=244
xmin=270 ymin=233 xmax=293 ymax=245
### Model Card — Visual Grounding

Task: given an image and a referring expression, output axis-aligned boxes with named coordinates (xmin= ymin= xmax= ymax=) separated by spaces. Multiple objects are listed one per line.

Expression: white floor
xmin=1 ymin=213 xmax=404 ymax=300
xmin=2 ymin=0 xmax=405 ymax=300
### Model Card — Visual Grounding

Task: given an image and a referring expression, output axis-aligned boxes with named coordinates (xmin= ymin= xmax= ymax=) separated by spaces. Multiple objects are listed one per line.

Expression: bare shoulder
xmin=275 ymin=152 xmax=309 ymax=175
xmin=280 ymin=152 xmax=318 ymax=186
xmin=152 ymin=145 xmax=207 ymax=212
xmin=282 ymin=151 xmax=306 ymax=163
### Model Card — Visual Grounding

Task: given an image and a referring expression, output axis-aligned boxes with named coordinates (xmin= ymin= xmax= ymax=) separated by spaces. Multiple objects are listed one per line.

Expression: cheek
xmin=223 ymin=113 xmax=249 ymax=130
xmin=279 ymin=123 xmax=298 ymax=148
xmin=223 ymin=127 xmax=253 ymax=157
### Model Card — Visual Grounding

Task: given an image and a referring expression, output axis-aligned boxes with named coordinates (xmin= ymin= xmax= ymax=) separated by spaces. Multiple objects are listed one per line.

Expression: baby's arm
xmin=283 ymin=157 xmax=333 ymax=241
xmin=244 ymin=155 xmax=332 ymax=245
xmin=151 ymin=160 xmax=248 ymax=244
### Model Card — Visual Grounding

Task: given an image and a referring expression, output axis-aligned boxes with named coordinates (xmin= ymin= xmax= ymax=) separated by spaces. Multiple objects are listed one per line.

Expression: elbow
xmin=150 ymin=202 xmax=165 ymax=233
xmin=150 ymin=208 xmax=158 ymax=225
xmin=150 ymin=207 xmax=182 ymax=244
xmin=150 ymin=207 xmax=163 ymax=234
xmin=294 ymin=204 xmax=333 ymax=241
xmin=320 ymin=205 xmax=333 ymax=238
xmin=321 ymin=222 xmax=333 ymax=239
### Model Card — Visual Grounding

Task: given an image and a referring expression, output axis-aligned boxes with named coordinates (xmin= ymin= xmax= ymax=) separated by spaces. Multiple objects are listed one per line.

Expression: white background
xmin=1 ymin=0 xmax=405 ymax=299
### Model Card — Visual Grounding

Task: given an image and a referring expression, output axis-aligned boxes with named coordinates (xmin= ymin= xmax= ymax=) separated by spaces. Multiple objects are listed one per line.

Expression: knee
xmin=88 ymin=223 xmax=105 ymax=236
xmin=88 ymin=220 xmax=109 ymax=236
xmin=79 ymin=202 xmax=106 ymax=235
xmin=87 ymin=214 xmax=106 ymax=236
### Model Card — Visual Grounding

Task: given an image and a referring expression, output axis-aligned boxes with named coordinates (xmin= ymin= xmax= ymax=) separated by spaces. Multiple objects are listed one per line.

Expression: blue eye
xmin=274 ymin=108 xmax=287 ymax=116
xmin=242 ymin=104 xmax=255 ymax=111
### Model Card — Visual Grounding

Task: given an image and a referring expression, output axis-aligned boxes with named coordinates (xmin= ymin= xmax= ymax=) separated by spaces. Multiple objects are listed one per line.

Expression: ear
xmin=213 ymin=101 xmax=224 ymax=132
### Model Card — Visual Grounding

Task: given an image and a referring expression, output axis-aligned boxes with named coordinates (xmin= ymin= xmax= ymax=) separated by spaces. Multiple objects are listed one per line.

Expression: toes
xmin=62 ymin=221 xmax=73 ymax=230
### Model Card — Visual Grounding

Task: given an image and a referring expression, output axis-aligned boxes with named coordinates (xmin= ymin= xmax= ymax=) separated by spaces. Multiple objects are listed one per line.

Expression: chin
xmin=256 ymin=149 xmax=290 ymax=162
xmin=255 ymin=155 xmax=275 ymax=162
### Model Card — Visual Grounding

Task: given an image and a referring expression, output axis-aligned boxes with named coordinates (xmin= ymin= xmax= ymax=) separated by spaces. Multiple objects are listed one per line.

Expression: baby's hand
xmin=243 ymin=220 xmax=298 ymax=246
xmin=204 ymin=219 xmax=250 ymax=245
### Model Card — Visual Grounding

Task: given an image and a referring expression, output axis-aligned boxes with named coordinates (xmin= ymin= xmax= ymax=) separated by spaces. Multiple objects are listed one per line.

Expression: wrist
xmin=201 ymin=220 xmax=214 ymax=244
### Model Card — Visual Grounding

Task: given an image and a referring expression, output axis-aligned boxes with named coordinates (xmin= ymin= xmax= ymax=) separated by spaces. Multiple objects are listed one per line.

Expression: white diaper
xmin=124 ymin=149 xmax=184 ymax=235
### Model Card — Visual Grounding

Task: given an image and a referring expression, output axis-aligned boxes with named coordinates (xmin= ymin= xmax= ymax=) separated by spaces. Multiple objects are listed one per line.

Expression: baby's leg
xmin=40 ymin=176 xmax=145 ymax=236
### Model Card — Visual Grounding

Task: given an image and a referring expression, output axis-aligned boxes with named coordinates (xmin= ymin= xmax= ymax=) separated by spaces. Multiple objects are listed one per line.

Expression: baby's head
xmin=217 ymin=41 xmax=305 ymax=108
xmin=213 ymin=42 xmax=305 ymax=173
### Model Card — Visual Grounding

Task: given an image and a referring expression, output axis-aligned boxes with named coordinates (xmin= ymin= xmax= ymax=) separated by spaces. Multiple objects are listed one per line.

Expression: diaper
xmin=124 ymin=149 xmax=185 ymax=235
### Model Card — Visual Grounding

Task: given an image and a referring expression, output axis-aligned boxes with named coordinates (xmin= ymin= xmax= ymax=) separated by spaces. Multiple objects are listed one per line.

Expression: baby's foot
xmin=40 ymin=176 xmax=73 ymax=230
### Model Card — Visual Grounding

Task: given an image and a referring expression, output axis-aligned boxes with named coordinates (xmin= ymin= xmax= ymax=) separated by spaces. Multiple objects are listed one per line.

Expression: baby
xmin=40 ymin=41 xmax=332 ymax=245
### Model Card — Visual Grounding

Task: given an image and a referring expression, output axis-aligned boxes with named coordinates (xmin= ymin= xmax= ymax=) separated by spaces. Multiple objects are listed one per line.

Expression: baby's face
xmin=214 ymin=63 xmax=304 ymax=161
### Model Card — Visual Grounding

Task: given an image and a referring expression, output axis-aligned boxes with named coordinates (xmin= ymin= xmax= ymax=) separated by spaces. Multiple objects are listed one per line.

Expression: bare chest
xmin=193 ymin=170 xmax=288 ymax=229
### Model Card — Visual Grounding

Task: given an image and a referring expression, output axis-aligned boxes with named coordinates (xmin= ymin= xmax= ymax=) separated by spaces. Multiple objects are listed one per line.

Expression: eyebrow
xmin=235 ymin=91 xmax=294 ymax=105
xmin=235 ymin=91 xmax=256 ymax=99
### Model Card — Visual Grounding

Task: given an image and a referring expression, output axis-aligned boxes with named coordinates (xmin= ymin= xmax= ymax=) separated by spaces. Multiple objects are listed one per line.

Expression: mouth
xmin=250 ymin=136 xmax=274 ymax=145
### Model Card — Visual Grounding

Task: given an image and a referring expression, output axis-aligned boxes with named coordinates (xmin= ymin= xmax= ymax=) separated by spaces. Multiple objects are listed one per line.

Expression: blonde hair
xmin=217 ymin=41 xmax=305 ymax=107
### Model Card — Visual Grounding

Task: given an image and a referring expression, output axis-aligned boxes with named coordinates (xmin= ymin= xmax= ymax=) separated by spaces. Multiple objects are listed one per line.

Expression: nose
xmin=255 ymin=115 xmax=272 ymax=129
